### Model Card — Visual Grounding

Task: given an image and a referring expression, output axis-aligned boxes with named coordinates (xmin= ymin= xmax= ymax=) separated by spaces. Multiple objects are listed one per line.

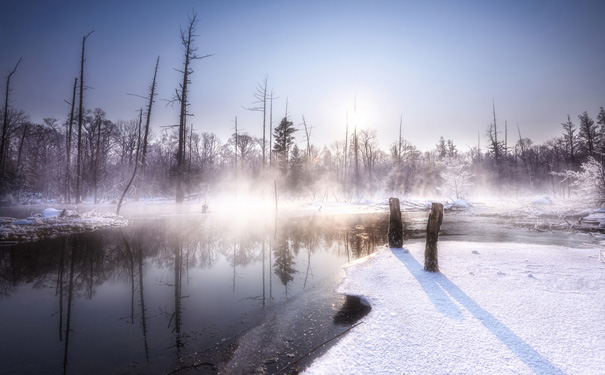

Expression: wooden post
xmin=424 ymin=202 xmax=443 ymax=272
xmin=388 ymin=197 xmax=403 ymax=248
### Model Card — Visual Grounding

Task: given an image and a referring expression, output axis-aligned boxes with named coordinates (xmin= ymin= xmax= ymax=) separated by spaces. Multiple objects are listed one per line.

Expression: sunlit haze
xmin=2 ymin=0 xmax=604 ymax=151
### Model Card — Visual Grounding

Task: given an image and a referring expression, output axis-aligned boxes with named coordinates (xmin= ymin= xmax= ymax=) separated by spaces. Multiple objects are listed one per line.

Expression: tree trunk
xmin=135 ymin=56 xmax=159 ymax=202
xmin=65 ymin=77 xmax=77 ymax=204
xmin=76 ymin=32 xmax=93 ymax=204
xmin=117 ymin=110 xmax=142 ymax=215
xmin=388 ymin=197 xmax=403 ymax=248
xmin=424 ymin=202 xmax=443 ymax=272
xmin=176 ymin=14 xmax=199 ymax=203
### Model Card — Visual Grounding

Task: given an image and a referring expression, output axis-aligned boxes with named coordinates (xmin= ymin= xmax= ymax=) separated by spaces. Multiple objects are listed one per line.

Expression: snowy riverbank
xmin=0 ymin=208 xmax=128 ymax=244
xmin=305 ymin=241 xmax=605 ymax=374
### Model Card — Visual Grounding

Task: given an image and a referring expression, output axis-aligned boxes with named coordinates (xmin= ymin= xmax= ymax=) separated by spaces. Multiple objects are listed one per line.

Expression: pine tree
xmin=288 ymin=144 xmax=304 ymax=192
xmin=578 ymin=111 xmax=597 ymax=158
xmin=272 ymin=117 xmax=296 ymax=175
xmin=562 ymin=114 xmax=577 ymax=167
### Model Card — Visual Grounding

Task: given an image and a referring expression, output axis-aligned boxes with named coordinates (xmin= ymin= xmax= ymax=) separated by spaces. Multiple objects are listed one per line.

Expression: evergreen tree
xmin=272 ymin=117 xmax=296 ymax=175
xmin=562 ymin=114 xmax=577 ymax=167
xmin=288 ymin=144 xmax=304 ymax=191
xmin=596 ymin=107 xmax=605 ymax=157
xmin=578 ymin=111 xmax=597 ymax=158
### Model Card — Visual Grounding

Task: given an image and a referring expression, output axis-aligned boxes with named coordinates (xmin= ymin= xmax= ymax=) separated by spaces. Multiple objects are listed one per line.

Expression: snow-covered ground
xmin=305 ymin=241 xmax=605 ymax=374
xmin=0 ymin=208 xmax=128 ymax=244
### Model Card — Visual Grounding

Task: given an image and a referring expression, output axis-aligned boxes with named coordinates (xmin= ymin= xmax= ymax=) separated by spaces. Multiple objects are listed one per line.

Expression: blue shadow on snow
xmin=392 ymin=248 xmax=565 ymax=375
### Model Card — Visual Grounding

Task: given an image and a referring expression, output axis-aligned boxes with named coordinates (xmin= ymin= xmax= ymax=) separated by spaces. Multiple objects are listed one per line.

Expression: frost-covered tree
xmin=439 ymin=155 xmax=473 ymax=199
xmin=553 ymin=157 xmax=605 ymax=205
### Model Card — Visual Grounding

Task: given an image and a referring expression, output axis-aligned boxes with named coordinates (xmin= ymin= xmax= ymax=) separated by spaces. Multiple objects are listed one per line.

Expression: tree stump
xmin=388 ymin=197 xmax=403 ymax=248
xmin=424 ymin=202 xmax=443 ymax=272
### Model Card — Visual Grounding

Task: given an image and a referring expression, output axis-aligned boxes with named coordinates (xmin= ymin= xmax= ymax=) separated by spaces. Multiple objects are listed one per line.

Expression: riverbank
xmin=304 ymin=241 xmax=605 ymax=374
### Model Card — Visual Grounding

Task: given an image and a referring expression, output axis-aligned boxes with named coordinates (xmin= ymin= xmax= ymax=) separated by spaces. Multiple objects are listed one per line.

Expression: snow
xmin=305 ymin=241 xmax=605 ymax=374
xmin=530 ymin=195 xmax=554 ymax=205
xmin=0 ymin=208 xmax=128 ymax=244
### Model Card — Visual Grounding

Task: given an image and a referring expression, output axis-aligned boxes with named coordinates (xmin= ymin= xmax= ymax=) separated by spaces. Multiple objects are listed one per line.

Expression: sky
xmin=1 ymin=0 xmax=604 ymax=152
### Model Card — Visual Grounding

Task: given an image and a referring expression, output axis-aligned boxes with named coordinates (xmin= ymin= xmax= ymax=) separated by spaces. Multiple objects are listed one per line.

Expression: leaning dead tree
xmin=134 ymin=56 xmax=160 ymax=201
xmin=75 ymin=31 xmax=93 ymax=204
xmin=0 ymin=57 xmax=22 ymax=181
xmin=117 ymin=109 xmax=143 ymax=215
xmin=424 ymin=202 xmax=443 ymax=272
xmin=174 ymin=12 xmax=211 ymax=203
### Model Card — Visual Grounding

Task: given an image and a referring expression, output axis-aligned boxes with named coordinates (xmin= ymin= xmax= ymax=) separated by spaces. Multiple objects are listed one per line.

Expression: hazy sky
xmin=1 ymin=0 xmax=604 ymax=152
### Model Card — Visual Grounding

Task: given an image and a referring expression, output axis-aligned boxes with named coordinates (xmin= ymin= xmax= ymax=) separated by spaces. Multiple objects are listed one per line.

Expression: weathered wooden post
xmin=424 ymin=202 xmax=443 ymax=272
xmin=388 ymin=197 xmax=403 ymax=248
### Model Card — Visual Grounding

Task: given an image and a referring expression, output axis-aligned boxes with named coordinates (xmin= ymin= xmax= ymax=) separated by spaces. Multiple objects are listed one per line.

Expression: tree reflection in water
xmin=0 ymin=213 xmax=387 ymax=374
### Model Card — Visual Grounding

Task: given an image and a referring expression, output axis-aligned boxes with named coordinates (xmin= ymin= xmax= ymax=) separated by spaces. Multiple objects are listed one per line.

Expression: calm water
xmin=0 ymin=212 xmax=387 ymax=375
xmin=1 ymin=207 xmax=600 ymax=375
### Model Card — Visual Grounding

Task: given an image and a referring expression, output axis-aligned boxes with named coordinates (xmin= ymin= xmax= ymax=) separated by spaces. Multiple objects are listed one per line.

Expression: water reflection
xmin=0 ymin=213 xmax=387 ymax=374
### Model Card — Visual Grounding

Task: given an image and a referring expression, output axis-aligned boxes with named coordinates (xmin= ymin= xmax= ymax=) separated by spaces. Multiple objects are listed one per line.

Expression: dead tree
xmin=174 ymin=12 xmax=210 ymax=203
xmin=424 ymin=202 xmax=443 ymax=272
xmin=65 ymin=78 xmax=77 ymax=203
xmin=353 ymin=96 xmax=360 ymax=196
xmin=245 ymin=75 xmax=268 ymax=169
xmin=75 ymin=31 xmax=93 ymax=204
xmin=0 ymin=57 xmax=22 ymax=180
xmin=397 ymin=115 xmax=403 ymax=165
xmin=344 ymin=111 xmax=348 ymax=189
xmin=135 ymin=56 xmax=159 ymax=201
xmin=388 ymin=197 xmax=403 ymax=247
xmin=233 ymin=115 xmax=238 ymax=179
xmin=301 ymin=115 xmax=312 ymax=159
xmin=117 ymin=109 xmax=142 ymax=215
xmin=269 ymin=90 xmax=274 ymax=168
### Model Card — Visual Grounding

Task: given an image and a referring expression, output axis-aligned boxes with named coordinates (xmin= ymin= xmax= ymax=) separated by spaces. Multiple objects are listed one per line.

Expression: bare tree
xmin=397 ymin=115 xmax=403 ymax=165
xmin=516 ymin=124 xmax=533 ymax=187
xmin=117 ymin=109 xmax=142 ymax=215
xmin=268 ymin=89 xmax=277 ymax=168
xmin=75 ymin=31 xmax=93 ymax=204
xmin=245 ymin=75 xmax=268 ymax=169
xmin=84 ymin=108 xmax=115 ymax=204
xmin=174 ymin=12 xmax=210 ymax=203
xmin=485 ymin=99 xmax=504 ymax=171
xmin=1 ymin=57 xmax=22 ymax=181
xmin=136 ymin=56 xmax=160 ymax=201
xmin=344 ymin=111 xmax=348 ymax=188
xmin=65 ymin=78 xmax=77 ymax=203
xmin=360 ymin=128 xmax=378 ymax=190
xmin=352 ymin=97 xmax=360 ymax=196
xmin=301 ymin=115 xmax=312 ymax=158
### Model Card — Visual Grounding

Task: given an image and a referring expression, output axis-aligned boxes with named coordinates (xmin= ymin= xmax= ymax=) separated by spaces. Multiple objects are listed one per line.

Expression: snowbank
xmin=0 ymin=208 xmax=128 ymax=244
xmin=305 ymin=241 xmax=605 ymax=374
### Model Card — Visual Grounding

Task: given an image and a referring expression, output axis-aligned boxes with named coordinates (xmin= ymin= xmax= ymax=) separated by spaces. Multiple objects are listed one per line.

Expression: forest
xmin=1 ymin=14 xmax=605 ymax=207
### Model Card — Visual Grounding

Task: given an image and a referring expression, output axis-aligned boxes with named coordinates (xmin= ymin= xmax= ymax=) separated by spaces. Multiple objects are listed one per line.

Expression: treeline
xmin=2 ymin=13 xmax=604 ymax=205
xmin=1 ymin=103 xmax=604 ymax=204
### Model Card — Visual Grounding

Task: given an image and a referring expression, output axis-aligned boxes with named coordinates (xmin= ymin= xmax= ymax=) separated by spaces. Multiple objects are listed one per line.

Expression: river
xmin=0 ymin=206 xmax=600 ymax=374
